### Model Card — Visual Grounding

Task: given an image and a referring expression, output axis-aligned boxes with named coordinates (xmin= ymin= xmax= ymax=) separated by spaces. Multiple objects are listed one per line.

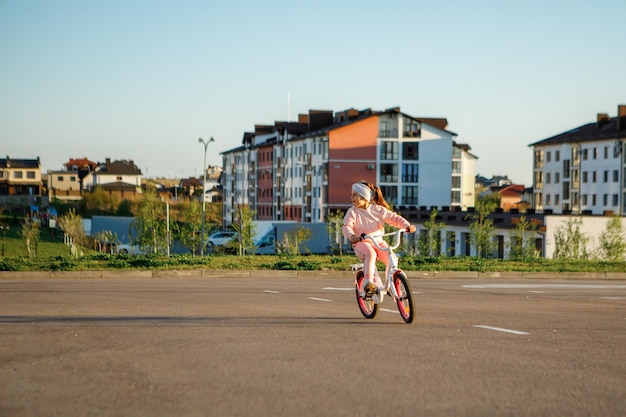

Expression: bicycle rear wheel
xmin=355 ymin=271 xmax=378 ymax=319
xmin=393 ymin=271 xmax=414 ymax=323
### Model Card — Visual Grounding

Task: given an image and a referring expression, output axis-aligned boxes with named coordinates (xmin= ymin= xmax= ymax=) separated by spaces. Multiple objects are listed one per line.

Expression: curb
xmin=0 ymin=270 xmax=625 ymax=280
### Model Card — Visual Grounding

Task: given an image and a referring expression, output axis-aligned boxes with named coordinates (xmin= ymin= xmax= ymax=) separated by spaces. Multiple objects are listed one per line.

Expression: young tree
xmin=174 ymin=200 xmax=203 ymax=256
xmin=230 ymin=205 xmax=257 ymax=255
xmin=418 ymin=208 xmax=444 ymax=257
xmin=509 ymin=216 xmax=538 ymax=261
xmin=597 ymin=216 xmax=626 ymax=261
xmin=57 ymin=208 xmax=86 ymax=256
xmin=553 ymin=217 xmax=589 ymax=260
xmin=133 ymin=187 xmax=167 ymax=254
xmin=467 ymin=194 xmax=498 ymax=258
xmin=20 ymin=218 xmax=41 ymax=257
xmin=326 ymin=210 xmax=345 ymax=255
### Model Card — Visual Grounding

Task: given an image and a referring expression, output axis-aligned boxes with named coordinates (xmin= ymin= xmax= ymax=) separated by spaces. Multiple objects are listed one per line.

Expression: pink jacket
xmin=342 ymin=204 xmax=410 ymax=240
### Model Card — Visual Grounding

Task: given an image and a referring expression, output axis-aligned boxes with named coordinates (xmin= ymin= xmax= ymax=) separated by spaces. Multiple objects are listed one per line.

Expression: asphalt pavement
xmin=1 ymin=275 xmax=625 ymax=417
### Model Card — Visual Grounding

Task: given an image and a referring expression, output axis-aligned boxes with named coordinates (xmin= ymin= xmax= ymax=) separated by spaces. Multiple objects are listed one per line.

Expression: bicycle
xmin=353 ymin=229 xmax=415 ymax=323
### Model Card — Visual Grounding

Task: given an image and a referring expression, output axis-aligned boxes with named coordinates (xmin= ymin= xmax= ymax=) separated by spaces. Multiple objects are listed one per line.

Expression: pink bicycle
xmin=353 ymin=230 xmax=415 ymax=324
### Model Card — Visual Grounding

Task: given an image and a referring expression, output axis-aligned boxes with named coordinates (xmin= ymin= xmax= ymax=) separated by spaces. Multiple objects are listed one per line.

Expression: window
xmin=379 ymin=121 xmax=391 ymax=138
xmin=582 ymin=149 xmax=588 ymax=160
xmin=603 ymin=194 xmax=608 ymax=205
xmin=451 ymin=190 xmax=460 ymax=203
xmin=452 ymin=161 xmax=461 ymax=174
xmin=380 ymin=141 xmax=398 ymax=160
xmin=555 ymin=194 xmax=560 ymax=205
xmin=603 ymin=170 xmax=608 ymax=183
xmin=593 ymin=148 xmax=598 ymax=159
xmin=380 ymin=186 xmax=397 ymax=205
xmin=612 ymin=194 xmax=618 ymax=206
xmin=592 ymin=171 xmax=597 ymax=183
xmin=555 ymin=151 xmax=560 ymax=162
xmin=582 ymin=195 xmax=587 ymax=205
xmin=604 ymin=146 xmax=609 ymax=159
xmin=582 ymin=171 xmax=588 ymax=183
xmin=592 ymin=194 xmax=597 ymax=205
xmin=614 ymin=170 xmax=619 ymax=182
xmin=546 ymin=151 xmax=551 ymax=163
xmin=451 ymin=175 xmax=461 ymax=188
xmin=402 ymin=186 xmax=419 ymax=205
xmin=563 ymin=160 xmax=570 ymax=178
xmin=26 ymin=171 xmax=36 ymax=179
xmin=555 ymin=172 xmax=560 ymax=183
xmin=546 ymin=172 xmax=551 ymax=184
xmin=403 ymin=120 xmax=420 ymax=138
xmin=402 ymin=164 xmax=418 ymax=182
xmin=402 ymin=142 xmax=419 ymax=160
xmin=14 ymin=171 xmax=23 ymax=179
xmin=57 ymin=176 xmax=64 ymax=182
xmin=380 ymin=164 xmax=398 ymax=182
xmin=545 ymin=194 xmax=551 ymax=205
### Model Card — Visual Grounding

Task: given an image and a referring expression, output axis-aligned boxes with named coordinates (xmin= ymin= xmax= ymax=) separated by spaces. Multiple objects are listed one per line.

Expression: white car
xmin=116 ymin=244 xmax=143 ymax=255
xmin=205 ymin=231 xmax=237 ymax=248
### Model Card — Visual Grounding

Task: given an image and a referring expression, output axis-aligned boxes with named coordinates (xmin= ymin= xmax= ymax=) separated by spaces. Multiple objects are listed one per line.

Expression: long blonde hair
xmin=359 ymin=181 xmax=390 ymax=210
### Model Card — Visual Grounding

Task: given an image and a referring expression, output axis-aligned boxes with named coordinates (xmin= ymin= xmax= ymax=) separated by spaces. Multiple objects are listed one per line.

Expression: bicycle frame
xmin=356 ymin=229 xmax=406 ymax=304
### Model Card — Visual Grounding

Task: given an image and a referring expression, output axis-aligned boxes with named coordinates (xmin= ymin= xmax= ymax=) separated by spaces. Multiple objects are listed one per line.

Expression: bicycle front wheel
xmin=393 ymin=271 xmax=414 ymax=323
xmin=355 ymin=271 xmax=378 ymax=319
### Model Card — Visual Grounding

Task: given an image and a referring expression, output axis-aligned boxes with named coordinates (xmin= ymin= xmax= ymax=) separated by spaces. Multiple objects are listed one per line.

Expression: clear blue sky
xmin=2 ymin=0 xmax=625 ymax=185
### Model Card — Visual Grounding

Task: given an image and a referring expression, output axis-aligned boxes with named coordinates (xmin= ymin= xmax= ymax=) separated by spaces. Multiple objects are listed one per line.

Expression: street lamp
xmin=198 ymin=136 xmax=215 ymax=256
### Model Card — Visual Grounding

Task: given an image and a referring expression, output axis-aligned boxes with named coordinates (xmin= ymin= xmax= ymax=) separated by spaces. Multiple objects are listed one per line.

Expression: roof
xmin=0 ymin=157 xmax=40 ymax=169
xmin=95 ymin=159 xmax=142 ymax=176
xmin=530 ymin=114 xmax=626 ymax=147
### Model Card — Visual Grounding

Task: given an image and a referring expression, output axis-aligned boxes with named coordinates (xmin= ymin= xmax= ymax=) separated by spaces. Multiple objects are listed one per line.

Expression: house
xmin=92 ymin=158 xmax=143 ymax=201
xmin=529 ymin=104 xmax=626 ymax=215
xmin=0 ymin=156 xmax=42 ymax=202
xmin=220 ymin=106 xmax=477 ymax=227
xmin=47 ymin=157 xmax=98 ymax=201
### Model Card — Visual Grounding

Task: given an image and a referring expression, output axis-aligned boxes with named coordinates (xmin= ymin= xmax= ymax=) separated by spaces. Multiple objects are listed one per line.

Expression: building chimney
xmin=597 ymin=113 xmax=609 ymax=128
xmin=618 ymin=104 xmax=626 ymax=131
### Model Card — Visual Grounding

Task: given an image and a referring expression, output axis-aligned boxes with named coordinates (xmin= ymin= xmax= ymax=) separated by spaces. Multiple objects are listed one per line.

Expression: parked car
xmin=205 ymin=231 xmax=238 ymax=248
xmin=116 ymin=243 xmax=143 ymax=255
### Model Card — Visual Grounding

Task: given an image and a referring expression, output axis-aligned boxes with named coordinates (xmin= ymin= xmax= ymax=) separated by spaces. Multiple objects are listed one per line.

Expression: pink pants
xmin=353 ymin=240 xmax=390 ymax=281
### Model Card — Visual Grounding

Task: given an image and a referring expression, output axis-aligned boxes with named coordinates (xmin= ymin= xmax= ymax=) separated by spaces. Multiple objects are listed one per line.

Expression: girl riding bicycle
xmin=342 ymin=181 xmax=416 ymax=293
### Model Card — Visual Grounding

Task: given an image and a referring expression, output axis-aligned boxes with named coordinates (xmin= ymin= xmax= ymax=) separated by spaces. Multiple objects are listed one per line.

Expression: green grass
xmin=1 ymin=223 xmax=626 ymax=273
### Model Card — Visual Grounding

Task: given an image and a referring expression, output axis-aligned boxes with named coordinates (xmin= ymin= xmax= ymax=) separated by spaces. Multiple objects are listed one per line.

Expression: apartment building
xmin=530 ymin=104 xmax=626 ymax=215
xmin=221 ymin=107 xmax=476 ymax=227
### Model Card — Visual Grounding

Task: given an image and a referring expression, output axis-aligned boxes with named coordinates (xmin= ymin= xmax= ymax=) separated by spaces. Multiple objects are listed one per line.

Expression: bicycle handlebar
xmin=359 ymin=228 xmax=412 ymax=252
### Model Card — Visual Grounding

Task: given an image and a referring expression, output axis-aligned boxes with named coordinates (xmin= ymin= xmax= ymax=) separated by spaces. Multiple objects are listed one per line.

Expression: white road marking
xmin=600 ymin=297 xmax=623 ymax=300
xmin=308 ymin=297 xmax=333 ymax=302
xmin=263 ymin=290 xmax=281 ymax=294
xmin=323 ymin=287 xmax=353 ymax=291
xmin=463 ymin=284 xmax=626 ymax=289
xmin=380 ymin=308 xmax=399 ymax=314
xmin=473 ymin=325 xmax=529 ymax=335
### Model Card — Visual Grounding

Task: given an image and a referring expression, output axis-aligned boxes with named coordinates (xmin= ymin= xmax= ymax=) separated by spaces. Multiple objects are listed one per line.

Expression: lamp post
xmin=198 ymin=136 xmax=215 ymax=256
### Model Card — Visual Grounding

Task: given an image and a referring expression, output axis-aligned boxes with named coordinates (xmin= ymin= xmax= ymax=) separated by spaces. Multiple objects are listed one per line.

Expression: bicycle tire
xmin=393 ymin=271 xmax=414 ymax=323
xmin=355 ymin=271 xmax=378 ymax=319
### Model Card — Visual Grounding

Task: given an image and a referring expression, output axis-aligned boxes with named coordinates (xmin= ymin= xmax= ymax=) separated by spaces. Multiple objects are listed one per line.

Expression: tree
xmin=230 ymin=205 xmax=257 ymax=255
xmin=509 ymin=216 xmax=538 ymax=261
xmin=20 ymin=218 xmax=41 ymax=257
xmin=326 ymin=210 xmax=345 ymax=255
xmin=80 ymin=185 xmax=118 ymax=216
xmin=57 ymin=208 xmax=86 ymax=256
xmin=133 ymin=187 xmax=167 ymax=254
xmin=467 ymin=194 xmax=498 ymax=257
xmin=553 ymin=217 xmax=589 ymax=260
xmin=597 ymin=216 xmax=626 ymax=261
xmin=174 ymin=200 xmax=203 ymax=256
xmin=418 ymin=208 xmax=444 ymax=257
xmin=280 ymin=226 xmax=312 ymax=255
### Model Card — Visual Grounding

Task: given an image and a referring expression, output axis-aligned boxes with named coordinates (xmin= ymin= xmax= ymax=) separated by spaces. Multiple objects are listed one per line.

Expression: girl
xmin=342 ymin=181 xmax=416 ymax=293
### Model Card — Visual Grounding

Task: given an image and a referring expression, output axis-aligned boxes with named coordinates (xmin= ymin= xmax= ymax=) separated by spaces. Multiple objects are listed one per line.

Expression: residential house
xmin=529 ymin=104 xmax=626 ymax=215
xmin=221 ymin=106 xmax=477 ymax=227
xmin=0 ymin=156 xmax=42 ymax=203
xmin=92 ymin=158 xmax=143 ymax=201
xmin=48 ymin=157 xmax=98 ymax=201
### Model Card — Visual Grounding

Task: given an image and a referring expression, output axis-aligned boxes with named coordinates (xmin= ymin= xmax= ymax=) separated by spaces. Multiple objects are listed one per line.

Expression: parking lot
xmin=1 ymin=276 xmax=625 ymax=417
